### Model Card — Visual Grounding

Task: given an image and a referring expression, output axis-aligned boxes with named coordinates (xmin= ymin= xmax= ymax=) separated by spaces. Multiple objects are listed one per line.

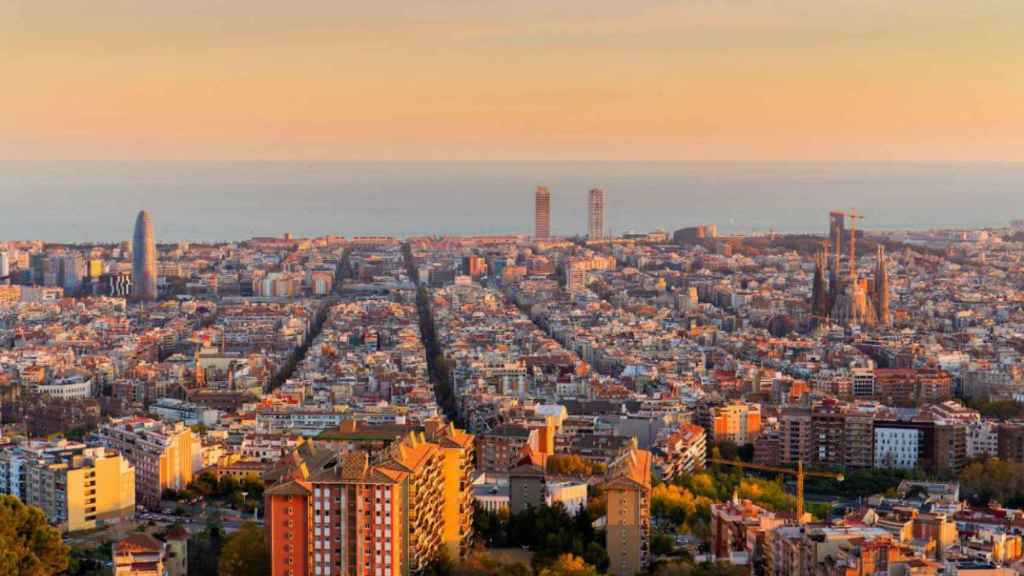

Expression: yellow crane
xmin=708 ymin=458 xmax=844 ymax=524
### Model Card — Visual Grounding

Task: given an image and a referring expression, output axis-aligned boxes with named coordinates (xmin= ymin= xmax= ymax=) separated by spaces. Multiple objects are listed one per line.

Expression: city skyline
xmin=5 ymin=2 xmax=1024 ymax=575
xmin=4 ymin=162 xmax=1024 ymax=244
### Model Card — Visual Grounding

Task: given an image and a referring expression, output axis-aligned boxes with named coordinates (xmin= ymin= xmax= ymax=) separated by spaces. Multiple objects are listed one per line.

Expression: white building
xmin=874 ymin=427 xmax=920 ymax=469
xmin=472 ymin=474 xmax=510 ymax=514
xmin=37 ymin=374 xmax=93 ymax=399
xmin=149 ymin=398 xmax=220 ymax=427
xmin=546 ymin=480 xmax=588 ymax=516
xmin=966 ymin=420 xmax=999 ymax=459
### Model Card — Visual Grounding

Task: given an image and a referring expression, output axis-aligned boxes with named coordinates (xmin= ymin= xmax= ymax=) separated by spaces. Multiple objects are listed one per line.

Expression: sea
xmin=2 ymin=162 xmax=1023 ymax=243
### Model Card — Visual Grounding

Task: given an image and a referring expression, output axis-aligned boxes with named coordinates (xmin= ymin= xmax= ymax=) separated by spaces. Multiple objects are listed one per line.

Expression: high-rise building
xmin=266 ymin=426 xmax=475 ymax=576
xmin=97 ymin=417 xmax=199 ymax=510
xmin=424 ymin=419 xmax=476 ymax=560
xmin=59 ymin=253 xmax=84 ymax=294
xmin=588 ymin=188 xmax=605 ymax=240
xmin=778 ymin=408 xmax=813 ymax=466
xmin=534 ymin=186 xmax=551 ymax=239
xmin=462 ymin=255 xmax=486 ymax=279
xmin=700 ymin=402 xmax=762 ymax=445
xmin=0 ymin=442 xmax=135 ymax=532
xmin=605 ymin=442 xmax=652 ymax=576
xmin=508 ymin=446 xmax=547 ymax=515
xmin=566 ymin=259 xmax=589 ymax=294
xmin=132 ymin=210 xmax=158 ymax=302
xmin=0 ymin=250 xmax=9 ymax=279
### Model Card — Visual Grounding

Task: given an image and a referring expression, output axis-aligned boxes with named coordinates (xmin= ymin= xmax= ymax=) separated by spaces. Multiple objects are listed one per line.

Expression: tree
xmin=452 ymin=549 xmax=532 ymax=576
xmin=538 ymin=554 xmax=598 ymax=576
xmin=0 ymin=495 xmax=69 ymax=575
xmin=217 ymin=522 xmax=268 ymax=576
xmin=651 ymin=533 xmax=675 ymax=556
xmin=736 ymin=443 xmax=755 ymax=463
xmin=654 ymin=560 xmax=749 ymax=576
xmin=959 ymin=458 xmax=1024 ymax=505
xmin=189 ymin=519 xmax=225 ymax=576
xmin=714 ymin=440 xmax=739 ymax=462
xmin=547 ymin=455 xmax=606 ymax=477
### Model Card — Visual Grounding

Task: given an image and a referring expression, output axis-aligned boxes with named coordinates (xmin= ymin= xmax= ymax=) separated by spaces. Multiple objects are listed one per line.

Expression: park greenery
xmin=473 ymin=501 xmax=608 ymax=574
xmin=163 ymin=471 xmax=265 ymax=513
xmin=958 ymin=458 xmax=1024 ymax=506
xmin=967 ymin=399 xmax=1024 ymax=421
xmin=218 ymin=522 xmax=270 ymax=576
xmin=652 ymin=560 xmax=751 ymax=576
xmin=188 ymin=519 xmax=227 ymax=576
xmin=546 ymin=454 xmax=607 ymax=477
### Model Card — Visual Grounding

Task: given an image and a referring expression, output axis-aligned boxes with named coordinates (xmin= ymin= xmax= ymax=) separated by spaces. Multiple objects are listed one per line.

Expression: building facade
xmin=535 ymin=186 xmax=551 ymax=239
xmin=588 ymin=188 xmax=605 ymax=240
xmin=266 ymin=427 xmax=475 ymax=576
xmin=605 ymin=443 xmax=652 ymax=576
xmin=131 ymin=210 xmax=158 ymax=302
xmin=97 ymin=417 xmax=199 ymax=509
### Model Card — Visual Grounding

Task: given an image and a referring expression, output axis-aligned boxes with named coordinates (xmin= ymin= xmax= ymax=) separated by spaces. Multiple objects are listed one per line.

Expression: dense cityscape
xmin=4 ymin=188 xmax=1024 ymax=576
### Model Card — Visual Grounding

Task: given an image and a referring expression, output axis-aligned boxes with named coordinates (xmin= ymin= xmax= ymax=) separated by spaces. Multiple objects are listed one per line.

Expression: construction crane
xmin=708 ymin=458 xmax=844 ymax=524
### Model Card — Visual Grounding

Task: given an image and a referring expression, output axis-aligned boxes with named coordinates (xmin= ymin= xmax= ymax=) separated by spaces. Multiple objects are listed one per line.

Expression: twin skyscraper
xmin=534 ymin=186 xmax=605 ymax=240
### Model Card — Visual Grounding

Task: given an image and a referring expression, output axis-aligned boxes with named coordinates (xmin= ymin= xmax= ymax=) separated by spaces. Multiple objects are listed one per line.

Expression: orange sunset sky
xmin=3 ymin=0 xmax=1022 ymax=162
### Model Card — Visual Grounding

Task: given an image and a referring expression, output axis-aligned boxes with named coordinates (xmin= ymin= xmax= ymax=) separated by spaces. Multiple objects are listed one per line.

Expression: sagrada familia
xmin=811 ymin=210 xmax=890 ymax=328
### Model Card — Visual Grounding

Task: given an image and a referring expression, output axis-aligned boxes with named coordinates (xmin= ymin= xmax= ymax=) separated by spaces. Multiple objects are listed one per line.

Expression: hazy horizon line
xmin=4 ymin=160 xmax=1024 ymax=167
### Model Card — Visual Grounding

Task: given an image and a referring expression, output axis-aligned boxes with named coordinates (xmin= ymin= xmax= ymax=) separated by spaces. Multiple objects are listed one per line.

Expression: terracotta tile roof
xmin=115 ymin=533 xmax=163 ymax=554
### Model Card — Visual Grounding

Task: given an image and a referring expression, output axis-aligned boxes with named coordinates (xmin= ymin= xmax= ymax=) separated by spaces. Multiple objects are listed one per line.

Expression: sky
xmin=3 ymin=1 xmax=1023 ymax=162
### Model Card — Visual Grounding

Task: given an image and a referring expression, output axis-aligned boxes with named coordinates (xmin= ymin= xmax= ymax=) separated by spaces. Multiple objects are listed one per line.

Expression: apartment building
xmin=424 ymin=418 xmax=475 ymax=561
xmin=654 ymin=424 xmax=707 ymax=482
xmin=266 ymin=427 xmax=475 ymax=576
xmin=699 ymin=402 xmax=762 ymax=445
xmin=711 ymin=495 xmax=785 ymax=566
xmin=0 ymin=441 xmax=135 ymax=532
xmin=605 ymin=442 xmax=652 ymax=576
xmin=97 ymin=417 xmax=200 ymax=509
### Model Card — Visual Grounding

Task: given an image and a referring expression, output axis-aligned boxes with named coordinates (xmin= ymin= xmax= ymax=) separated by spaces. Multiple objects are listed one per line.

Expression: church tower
xmin=875 ymin=245 xmax=890 ymax=326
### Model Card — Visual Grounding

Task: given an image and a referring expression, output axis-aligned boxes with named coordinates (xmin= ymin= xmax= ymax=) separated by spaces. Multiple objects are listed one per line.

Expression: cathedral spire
xmin=876 ymin=244 xmax=890 ymax=326
xmin=812 ymin=242 xmax=830 ymax=320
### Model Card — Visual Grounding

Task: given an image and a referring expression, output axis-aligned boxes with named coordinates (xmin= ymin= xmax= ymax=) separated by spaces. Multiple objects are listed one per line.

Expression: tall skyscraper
xmin=0 ymin=251 xmax=9 ymax=279
xmin=534 ymin=186 xmax=551 ymax=239
xmin=588 ymin=188 xmax=605 ymax=240
xmin=132 ymin=210 xmax=158 ymax=302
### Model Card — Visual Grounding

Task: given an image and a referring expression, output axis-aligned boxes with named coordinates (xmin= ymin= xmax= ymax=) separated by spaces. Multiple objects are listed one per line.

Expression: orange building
xmin=266 ymin=426 xmax=474 ymax=576
xmin=709 ymin=402 xmax=762 ymax=445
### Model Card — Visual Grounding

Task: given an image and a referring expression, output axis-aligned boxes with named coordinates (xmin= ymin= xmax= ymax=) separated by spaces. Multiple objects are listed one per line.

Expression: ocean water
xmin=2 ymin=162 xmax=1023 ymax=243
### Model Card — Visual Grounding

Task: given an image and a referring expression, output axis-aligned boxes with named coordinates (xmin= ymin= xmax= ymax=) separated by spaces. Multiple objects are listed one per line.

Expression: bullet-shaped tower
xmin=132 ymin=210 xmax=158 ymax=302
